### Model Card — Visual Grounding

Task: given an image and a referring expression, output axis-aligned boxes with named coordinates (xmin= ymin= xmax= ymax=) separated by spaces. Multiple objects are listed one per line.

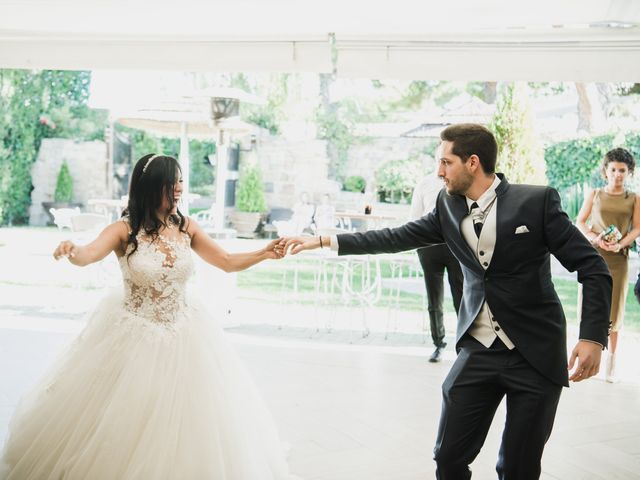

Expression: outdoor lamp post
xmin=197 ymin=89 xmax=263 ymax=230
xmin=209 ymin=96 xmax=239 ymax=122
xmin=209 ymin=97 xmax=239 ymax=230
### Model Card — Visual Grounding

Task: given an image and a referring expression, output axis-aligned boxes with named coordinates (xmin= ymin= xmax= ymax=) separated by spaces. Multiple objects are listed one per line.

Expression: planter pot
xmin=230 ymin=211 xmax=262 ymax=238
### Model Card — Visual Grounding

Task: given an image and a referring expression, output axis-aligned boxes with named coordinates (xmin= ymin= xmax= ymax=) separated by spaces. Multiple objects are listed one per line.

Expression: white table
xmin=335 ymin=210 xmax=399 ymax=231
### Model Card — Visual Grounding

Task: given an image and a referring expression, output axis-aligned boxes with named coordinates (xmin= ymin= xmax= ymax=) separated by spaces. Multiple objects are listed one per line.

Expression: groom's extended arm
xmin=543 ymin=187 xmax=612 ymax=347
xmin=335 ymin=210 xmax=444 ymax=255
xmin=283 ymin=192 xmax=446 ymax=256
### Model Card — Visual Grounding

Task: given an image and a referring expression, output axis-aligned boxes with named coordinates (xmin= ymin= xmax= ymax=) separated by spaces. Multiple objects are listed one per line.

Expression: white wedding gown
xmin=1 ymin=230 xmax=295 ymax=479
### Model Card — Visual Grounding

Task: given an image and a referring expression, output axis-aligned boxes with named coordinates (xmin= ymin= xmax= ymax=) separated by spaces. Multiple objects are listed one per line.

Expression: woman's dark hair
xmin=121 ymin=153 xmax=187 ymax=257
xmin=440 ymin=123 xmax=498 ymax=174
xmin=602 ymin=147 xmax=635 ymax=177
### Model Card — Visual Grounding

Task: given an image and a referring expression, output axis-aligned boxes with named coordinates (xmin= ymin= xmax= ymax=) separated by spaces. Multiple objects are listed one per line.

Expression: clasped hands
xmin=597 ymin=238 xmax=622 ymax=253
xmin=270 ymin=236 xmax=320 ymax=259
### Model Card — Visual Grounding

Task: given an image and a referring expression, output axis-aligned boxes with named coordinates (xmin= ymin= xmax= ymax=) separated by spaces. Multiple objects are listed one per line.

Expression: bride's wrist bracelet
xmin=319 ymin=236 xmax=324 ymax=248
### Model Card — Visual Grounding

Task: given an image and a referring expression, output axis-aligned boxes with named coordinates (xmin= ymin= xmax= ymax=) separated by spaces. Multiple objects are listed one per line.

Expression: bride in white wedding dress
xmin=0 ymin=154 xmax=296 ymax=480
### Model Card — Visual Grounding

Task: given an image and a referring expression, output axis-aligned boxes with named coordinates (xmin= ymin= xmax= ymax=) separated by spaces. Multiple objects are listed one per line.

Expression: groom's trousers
xmin=433 ymin=334 xmax=562 ymax=480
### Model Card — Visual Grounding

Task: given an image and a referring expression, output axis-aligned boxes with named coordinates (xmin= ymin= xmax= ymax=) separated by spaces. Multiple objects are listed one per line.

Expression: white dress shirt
xmin=410 ymin=174 xmax=443 ymax=220
xmin=462 ymin=175 xmax=515 ymax=349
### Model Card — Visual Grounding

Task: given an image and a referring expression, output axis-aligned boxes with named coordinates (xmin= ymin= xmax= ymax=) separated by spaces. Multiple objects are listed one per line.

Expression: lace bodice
xmin=118 ymin=231 xmax=194 ymax=324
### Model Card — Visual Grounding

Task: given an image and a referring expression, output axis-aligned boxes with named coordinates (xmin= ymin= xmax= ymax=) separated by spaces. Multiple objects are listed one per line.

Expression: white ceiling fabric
xmin=0 ymin=33 xmax=332 ymax=73
xmin=1 ymin=0 xmax=639 ymax=81
xmin=335 ymin=30 xmax=640 ymax=82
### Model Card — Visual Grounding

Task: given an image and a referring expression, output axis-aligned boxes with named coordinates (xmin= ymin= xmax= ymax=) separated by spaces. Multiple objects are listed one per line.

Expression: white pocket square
xmin=515 ymin=225 xmax=529 ymax=234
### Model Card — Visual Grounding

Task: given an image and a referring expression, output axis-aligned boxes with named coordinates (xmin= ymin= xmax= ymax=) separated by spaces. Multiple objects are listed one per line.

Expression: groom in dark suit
xmin=283 ymin=123 xmax=612 ymax=479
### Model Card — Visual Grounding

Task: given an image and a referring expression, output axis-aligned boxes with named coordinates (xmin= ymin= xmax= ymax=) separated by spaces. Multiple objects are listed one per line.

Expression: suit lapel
xmin=448 ymin=194 xmax=484 ymax=273
xmin=487 ymin=174 xmax=510 ymax=271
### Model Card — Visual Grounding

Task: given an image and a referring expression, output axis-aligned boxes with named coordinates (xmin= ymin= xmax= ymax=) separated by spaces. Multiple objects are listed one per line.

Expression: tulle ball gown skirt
xmin=0 ymin=292 xmax=296 ymax=479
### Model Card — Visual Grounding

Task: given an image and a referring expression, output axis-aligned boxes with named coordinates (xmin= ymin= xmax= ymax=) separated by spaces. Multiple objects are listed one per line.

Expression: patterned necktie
xmin=470 ymin=202 xmax=483 ymax=237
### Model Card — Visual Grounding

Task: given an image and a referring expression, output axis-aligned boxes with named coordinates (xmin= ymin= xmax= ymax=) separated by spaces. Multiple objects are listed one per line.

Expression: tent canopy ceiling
xmin=1 ymin=0 xmax=639 ymax=80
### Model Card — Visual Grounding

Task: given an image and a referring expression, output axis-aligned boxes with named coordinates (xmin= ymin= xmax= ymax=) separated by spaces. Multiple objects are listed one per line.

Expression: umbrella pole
xmin=179 ymin=122 xmax=190 ymax=214
xmin=214 ymin=130 xmax=228 ymax=229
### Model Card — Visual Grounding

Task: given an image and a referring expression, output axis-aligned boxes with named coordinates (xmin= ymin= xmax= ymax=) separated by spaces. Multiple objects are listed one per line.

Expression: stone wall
xmin=256 ymin=135 xmax=336 ymax=208
xmin=247 ymin=133 xmax=432 ymax=222
xmin=29 ymin=139 xmax=109 ymax=226
xmin=249 ymin=134 xmax=414 ymax=223
xmin=345 ymin=136 xmax=434 ymax=192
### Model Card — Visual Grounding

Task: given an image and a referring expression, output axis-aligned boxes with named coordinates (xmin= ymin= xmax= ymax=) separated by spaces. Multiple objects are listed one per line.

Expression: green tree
xmin=0 ymin=69 xmax=104 ymax=224
xmin=230 ymin=73 xmax=289 ymax=135
xmin=489 ymin=83 xmax=546 ymax=185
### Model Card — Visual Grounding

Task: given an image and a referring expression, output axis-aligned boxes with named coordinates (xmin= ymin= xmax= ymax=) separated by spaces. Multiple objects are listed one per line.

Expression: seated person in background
xmin=274 ymin=191 xmax=315 ymax=236
xmin=313 ymin=193 xmax=337 ymax=233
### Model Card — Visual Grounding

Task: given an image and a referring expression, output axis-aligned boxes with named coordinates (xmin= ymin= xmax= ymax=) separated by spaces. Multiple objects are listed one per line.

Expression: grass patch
xmin=237 ymin=261 xmax=640 ymax=331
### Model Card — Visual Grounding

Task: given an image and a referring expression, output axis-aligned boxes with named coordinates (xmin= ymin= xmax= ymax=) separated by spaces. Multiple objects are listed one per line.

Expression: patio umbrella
xmin=114 ymin=90 xmax=259 ymax=217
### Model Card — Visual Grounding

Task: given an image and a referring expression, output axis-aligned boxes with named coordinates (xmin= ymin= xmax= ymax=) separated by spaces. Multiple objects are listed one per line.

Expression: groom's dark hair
xmin=440 ymin=123 xmax=498 ymax=174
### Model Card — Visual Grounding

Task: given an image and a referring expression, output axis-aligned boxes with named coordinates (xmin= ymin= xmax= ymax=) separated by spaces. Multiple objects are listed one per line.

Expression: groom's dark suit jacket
xmin=338 ymin=175 xmax=612 ymax=386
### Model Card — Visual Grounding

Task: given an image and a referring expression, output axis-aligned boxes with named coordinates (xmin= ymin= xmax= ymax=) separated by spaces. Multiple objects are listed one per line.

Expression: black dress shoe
xmin=429 ymin=343 xmax=447 ymax=363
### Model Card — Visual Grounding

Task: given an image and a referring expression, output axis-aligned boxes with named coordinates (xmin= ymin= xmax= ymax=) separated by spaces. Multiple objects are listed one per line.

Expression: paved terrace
xmin=1 ymin=227 xmax=639 ymax=479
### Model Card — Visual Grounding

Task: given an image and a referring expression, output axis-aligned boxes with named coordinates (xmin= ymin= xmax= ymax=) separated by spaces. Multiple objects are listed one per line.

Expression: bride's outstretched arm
xmin=53 ymin=221 xmax=128 ymax=266
xmin=188 ymin=218 xmax=284 ymax=273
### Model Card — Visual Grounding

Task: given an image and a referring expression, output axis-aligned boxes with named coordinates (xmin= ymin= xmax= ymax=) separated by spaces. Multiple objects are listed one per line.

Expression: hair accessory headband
xmin=142 ymin=154 xmax=160 ymax=173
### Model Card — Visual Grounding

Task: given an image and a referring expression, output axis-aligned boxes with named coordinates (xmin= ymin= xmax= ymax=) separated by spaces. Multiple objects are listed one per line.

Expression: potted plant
xmin=43 ymin=161 xmax=80 ymax=224
xmin=231 ymin=164 xmax=267 ymax=238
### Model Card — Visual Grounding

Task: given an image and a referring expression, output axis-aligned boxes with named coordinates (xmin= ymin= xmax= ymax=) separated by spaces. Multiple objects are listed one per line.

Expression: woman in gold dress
xmin=577 ymin=148 xmax=640 ymax=382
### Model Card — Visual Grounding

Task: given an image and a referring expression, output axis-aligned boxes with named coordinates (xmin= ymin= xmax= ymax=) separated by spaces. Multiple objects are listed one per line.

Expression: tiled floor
xmin=1 ymin=228 xmax=640 ymax=479
xmin=2 ymin=312 xmax=640 ymax=479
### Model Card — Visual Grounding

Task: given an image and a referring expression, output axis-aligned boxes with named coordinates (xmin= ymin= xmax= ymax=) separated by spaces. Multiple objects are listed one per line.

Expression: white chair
xmin=194 ymin=204 xmax=237 ymax=239
xmin=383 ymin=254 xmax=426 ymax=340
xmin=313 ymin=254 xmax=382 ymax=340
xmin=193 ymin=205 xmax=216 ymax=227
xmin=49 ymin=207 xmax=80 ymax=230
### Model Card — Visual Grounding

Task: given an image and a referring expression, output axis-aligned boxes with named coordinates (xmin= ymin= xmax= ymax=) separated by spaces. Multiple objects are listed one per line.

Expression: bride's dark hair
xmin=122 ymin=153 xmax=187 ymax=257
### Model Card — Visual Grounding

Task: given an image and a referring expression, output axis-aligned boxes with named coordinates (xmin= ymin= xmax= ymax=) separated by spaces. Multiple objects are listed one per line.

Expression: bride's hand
xmin=262 ymin=238 xmax=285 ymax=260
xmin=53 ymin=240 xmax=77 ymax=260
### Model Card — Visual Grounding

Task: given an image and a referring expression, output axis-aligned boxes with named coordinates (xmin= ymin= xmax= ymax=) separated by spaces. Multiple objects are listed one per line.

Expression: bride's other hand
xmin=53 ymin=240 xmax=77 ymax=260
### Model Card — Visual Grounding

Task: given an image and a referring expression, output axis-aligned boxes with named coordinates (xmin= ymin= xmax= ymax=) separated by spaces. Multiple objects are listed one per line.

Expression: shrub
xmin=236 ymin=165 xmax=267 ymax=213
xmin=54 ymin=161 xmax=74 ymax=203
xmin=343 ymin=175 xmax=366 ymax=193
xmin=544 ymin=133 xmax=640 ymax=219
xmin=375 ymin=158 xmax=422 ymax=204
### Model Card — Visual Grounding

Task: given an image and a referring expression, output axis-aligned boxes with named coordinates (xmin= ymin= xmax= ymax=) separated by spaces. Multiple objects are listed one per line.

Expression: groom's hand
xmin=568 ymin=340 xmax=602 ymax=382
xmin=281 ymin=236 xmax=322 ymax=255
